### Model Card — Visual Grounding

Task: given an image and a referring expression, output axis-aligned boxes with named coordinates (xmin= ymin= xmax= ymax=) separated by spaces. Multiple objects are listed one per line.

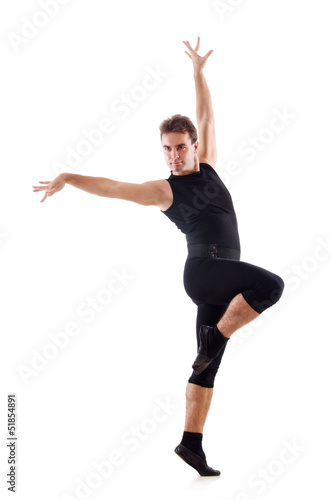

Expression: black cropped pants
xmin=183 ymin=245 xmax=284 ymax=388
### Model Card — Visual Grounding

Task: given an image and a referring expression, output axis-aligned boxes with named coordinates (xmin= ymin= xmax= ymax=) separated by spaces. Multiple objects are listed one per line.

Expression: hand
xmin=182 ymin=37 xmax=214 ymax=73
xmin=32 ymin=174 xmax=67 ymax=203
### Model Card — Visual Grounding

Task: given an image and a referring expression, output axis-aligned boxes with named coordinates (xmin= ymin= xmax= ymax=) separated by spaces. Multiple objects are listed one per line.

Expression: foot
xmin=192 ymin=325 xmax=229 ymax=375
xmin=174 ymin=444 xmax=221 ymax=476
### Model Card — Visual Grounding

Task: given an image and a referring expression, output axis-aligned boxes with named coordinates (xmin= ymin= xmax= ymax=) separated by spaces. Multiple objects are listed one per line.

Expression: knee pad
xmin=188 ymin=344 xmax=227 ymax=388
xmin=188 ymin=367 xmax=218 ymax=388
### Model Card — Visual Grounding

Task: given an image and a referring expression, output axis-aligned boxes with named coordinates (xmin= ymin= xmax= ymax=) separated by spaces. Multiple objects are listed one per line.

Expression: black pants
xmin=183 ymin=247 xmax=284 ymax=388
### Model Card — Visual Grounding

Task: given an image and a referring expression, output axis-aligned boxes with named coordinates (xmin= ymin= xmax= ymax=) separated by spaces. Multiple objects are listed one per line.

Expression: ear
xmin=194 ymin=140 xmax=199 ymax=153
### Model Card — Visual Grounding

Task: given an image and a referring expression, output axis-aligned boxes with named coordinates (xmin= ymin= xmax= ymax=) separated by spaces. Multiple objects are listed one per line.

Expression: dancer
xmin=32 ymin=37 xmax=284 ymax=476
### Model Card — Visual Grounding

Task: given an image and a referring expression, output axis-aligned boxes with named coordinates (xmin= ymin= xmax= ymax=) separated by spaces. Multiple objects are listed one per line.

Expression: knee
xmin=188 ymin=368 xmax=218 ymax=389
xmin=243 ymin=272 xmax=285 ymax=314
xmin=268 ymin=273 xmax=285 ymax=304
xmin=256 ymin=273 xmax=285 ymax=312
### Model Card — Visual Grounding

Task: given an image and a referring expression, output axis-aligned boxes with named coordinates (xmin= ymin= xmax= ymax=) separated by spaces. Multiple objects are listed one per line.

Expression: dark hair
xmin=159 ymin=114 xmax=198 ymax=144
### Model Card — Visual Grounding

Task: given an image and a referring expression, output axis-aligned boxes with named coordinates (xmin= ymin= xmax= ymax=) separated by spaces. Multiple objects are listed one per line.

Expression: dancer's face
xmin=161 ymin=132 xmax=199 ymax=175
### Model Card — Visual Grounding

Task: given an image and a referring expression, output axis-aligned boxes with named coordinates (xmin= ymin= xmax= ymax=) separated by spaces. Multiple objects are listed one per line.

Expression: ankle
xmin=180 ymin=431 xmax=206 ymax=460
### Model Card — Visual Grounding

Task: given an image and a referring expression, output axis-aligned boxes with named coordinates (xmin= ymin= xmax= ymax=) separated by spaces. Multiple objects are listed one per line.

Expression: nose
xmin=171 ymin=150 xmax=179 ymax=160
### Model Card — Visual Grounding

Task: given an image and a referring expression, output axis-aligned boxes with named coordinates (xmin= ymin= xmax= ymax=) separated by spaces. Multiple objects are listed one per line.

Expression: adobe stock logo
xmin=234 ymin=438 xmax=306 ymax=500
xmin=61 ymin=397 xmax=178 ymax=500
xmin=213 ymin=0 xmax=246 ymax=21
xmin=17 ymin=267 xmax=134 ymax=386
xmin=51 ymin=64 xmax=169 ymax=175
xmin=228 ymin=234 xmax=331 ymax=352
xmin=238 ymin=107 xmax=296 ymax=162
xmin=0 ymin=232 xmax=8 ymax=246
xmin=219 ymin=106 xmax=296 ymax=186
xmin=178 ymin=181 xmax=220 ymax=224
xmin=7 ymin=0 xmax=71 ymax=53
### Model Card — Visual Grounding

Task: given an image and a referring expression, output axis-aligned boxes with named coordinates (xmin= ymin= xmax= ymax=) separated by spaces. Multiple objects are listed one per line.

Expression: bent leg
xmin=215 ymin=262 xmax=285 ymax=337
xmin=217 ymin=292 xmax=260 ymax=338
xmin=185 ymin=258 xmax=285 ymax=375
xmin=184 ymin=256 xmax=285 ymax=313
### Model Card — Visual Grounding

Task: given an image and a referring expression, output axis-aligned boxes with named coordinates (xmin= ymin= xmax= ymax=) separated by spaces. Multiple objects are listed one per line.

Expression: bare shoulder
xmin=142 ymin=179 xmax=173 ymax=211
xmin=199 ymin=157 xmax=216 ymax=170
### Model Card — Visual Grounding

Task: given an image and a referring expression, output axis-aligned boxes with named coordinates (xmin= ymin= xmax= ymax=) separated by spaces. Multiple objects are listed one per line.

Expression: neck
xmin=172 ymin=156 xmax=200 ymax=176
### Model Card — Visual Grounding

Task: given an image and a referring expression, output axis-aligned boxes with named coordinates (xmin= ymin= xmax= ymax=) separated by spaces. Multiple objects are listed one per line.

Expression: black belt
xmin=187 ymin=243 xmax=240 ymax=260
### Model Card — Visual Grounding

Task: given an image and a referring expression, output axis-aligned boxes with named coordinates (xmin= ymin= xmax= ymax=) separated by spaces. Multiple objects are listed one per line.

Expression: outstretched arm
xmin=183 ymin=37 xmax=217 ymax=168
xmin=32 ymin=173 xmax=168 ymax=207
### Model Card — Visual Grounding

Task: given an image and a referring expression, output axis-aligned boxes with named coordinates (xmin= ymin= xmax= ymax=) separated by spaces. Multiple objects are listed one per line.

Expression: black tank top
xmin=161 ymin=163 xmax=240 ymax=250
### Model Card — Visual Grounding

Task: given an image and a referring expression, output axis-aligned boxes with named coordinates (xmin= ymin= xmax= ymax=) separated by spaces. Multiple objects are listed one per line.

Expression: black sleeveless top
xmin=161 ymin=163 xmax=240 ymax=250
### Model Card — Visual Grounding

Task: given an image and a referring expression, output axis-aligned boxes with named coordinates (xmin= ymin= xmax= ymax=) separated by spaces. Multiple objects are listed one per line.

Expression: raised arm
xmin=32 ymin=173 xmax=170 ymax=208
xmin=183 ymin=37 xmax=217 ymax=168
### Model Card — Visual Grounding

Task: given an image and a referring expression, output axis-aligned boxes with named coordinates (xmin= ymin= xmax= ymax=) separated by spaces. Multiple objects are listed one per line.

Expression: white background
xmin=1 ymin=1 xmax=330 ymax=499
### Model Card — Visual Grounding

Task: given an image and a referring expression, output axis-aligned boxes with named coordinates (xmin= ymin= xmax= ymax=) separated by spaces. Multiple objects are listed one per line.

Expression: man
xmin=33 ymin=37 xmax=284 ymax=476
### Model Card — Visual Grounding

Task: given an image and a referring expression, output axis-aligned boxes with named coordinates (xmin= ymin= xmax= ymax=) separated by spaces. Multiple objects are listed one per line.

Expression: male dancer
xmin=33 ymin=38 xmax=284 ymax=476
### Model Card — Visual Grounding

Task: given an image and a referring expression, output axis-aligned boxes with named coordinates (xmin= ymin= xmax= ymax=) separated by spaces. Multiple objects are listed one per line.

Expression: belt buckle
xmin=209 ymin=243 xmax=217 ymax=258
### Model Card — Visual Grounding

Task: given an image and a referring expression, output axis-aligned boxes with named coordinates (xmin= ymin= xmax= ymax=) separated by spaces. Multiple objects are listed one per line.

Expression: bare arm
xmin=32 ymin=172 xmax=168 ymax=207
xmin=183 ymin=37 xmax=217 ymax=168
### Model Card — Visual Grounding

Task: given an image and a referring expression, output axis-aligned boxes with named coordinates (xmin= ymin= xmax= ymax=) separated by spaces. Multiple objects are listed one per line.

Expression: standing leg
xmin=177 ymin=294 xmax=262 ymax=474
xmin=175 ymin=303 xmax=228 ymax=476
xmin=184 ymin=383 xmax=213 ymax=433
xmin=184 ymin=294 xmax=259 ymax=434
xmin=185 ymin=303 xmax=229 ymax=432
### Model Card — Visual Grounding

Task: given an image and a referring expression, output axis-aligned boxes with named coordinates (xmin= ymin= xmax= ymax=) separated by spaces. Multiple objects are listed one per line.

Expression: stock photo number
xmin=7 ymin=394 xmax=17 ymax=492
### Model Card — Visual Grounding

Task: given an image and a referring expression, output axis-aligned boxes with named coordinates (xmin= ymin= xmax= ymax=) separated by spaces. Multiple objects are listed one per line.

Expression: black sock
xmin=180 ymin=431 xmax=206 ymax=460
